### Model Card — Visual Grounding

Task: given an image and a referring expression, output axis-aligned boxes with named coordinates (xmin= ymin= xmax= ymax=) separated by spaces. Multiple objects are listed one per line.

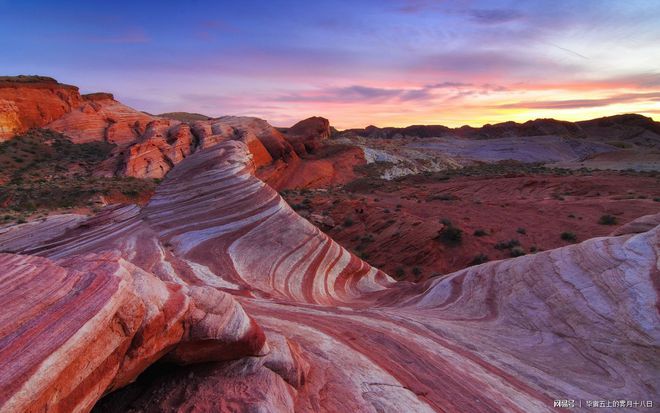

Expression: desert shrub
xmin=429 ymin=193 xmax=455 ymax=201
xmin=395 ymin=267 xmax=405 ymax=278
xmin=122 ymin=189 xmax=139 ymax=197
xmin=473 ymin=229 xmax=487 ymax=237
xmin=343 ymin=217 xmax=354 ymax=227
xmin=412 ymin=267 xmax=422 ymax=276
xmin=494 ymin=239 xmax=520 ymax=250
xmin=470 ymin=254 xmax=489 ymax=265
xmin=561 ymin=232 xmax=577 ymax=242
xmin=530 ymin=246 xmax=538 ymax=252
xmin=598 ymin=214 xmax=618 ymax=225
xmin=361 ymin=234 xmax=374 ymax=243
xmin=510 ymin=246 xmax=525 ymax=257
xmin=516 ymin=227 xmax=526 ymax=234
xmin=440 ymin=218 xmax=452 ymax=226
xmin=436 ymin=224 xmax=463 ymax=245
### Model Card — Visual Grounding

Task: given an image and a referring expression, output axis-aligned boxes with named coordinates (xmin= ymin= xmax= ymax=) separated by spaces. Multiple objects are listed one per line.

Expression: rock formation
xmin=0 ymin=250 xmax=265 ymax=413
xmin=283 ymin=116 xmax=331 ymax=155
xmin=0 ymin=76 xmax=81 ymax=140
xmin=47 ymin=93 xmax=154 ymax=146
xmin=1 ymin=139 xmax=657 ymax=412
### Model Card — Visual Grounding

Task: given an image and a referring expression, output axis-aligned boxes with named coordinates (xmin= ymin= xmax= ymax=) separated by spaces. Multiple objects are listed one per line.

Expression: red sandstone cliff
xmin=0 ymin=76 xmax=81 ymax=140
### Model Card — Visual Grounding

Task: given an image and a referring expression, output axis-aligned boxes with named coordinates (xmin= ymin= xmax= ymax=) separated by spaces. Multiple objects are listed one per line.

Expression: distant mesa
xmin=344 ymin=114 xmax=659 ymax=143
xmin=158 ymin=112 xmax=214 ymax=122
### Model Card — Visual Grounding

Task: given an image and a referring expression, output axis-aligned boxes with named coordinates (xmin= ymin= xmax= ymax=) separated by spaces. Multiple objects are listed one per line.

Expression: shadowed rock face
xmin=1 ymin=140 xmax=658 ymax=412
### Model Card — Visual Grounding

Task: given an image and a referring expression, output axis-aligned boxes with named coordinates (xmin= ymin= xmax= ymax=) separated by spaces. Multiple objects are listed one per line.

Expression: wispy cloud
xmin=275 ymin=82 xmax=508 ymax=104
xmin=86 ymin=28 xmax=149 ymax=44
xmin=498 ymin=91 xmax=660 ymax=109
xmin=467 ymin=9 xmax=524 ymax=25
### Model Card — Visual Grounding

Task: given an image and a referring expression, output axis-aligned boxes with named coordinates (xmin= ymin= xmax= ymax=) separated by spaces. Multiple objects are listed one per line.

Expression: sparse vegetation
xmin=516 ymin=227 xmax=526 ymax=234
xmin=435 ymin=223 xmax=463 ymax=245
xmin=560 ymin=232 xmax=577 ymax=242
xmin=598 ymin=214 xmax=618 ymax=225
xmin=343 ymin=217 xmax=354 ymax=227
xmin=0 ymin=129 xmax=155 ymax=216
xmin=510 ymin=246 xmax=525 ymax=257
xmin=470 ymin=254 xmax=489 ymax=265
xmin=494 ymin=239 xmax=520 ymax=250
xmin=428 ymin=193 xmax=455 ymax=201
xmin=473 ymin=229 xmax=487 ymax=237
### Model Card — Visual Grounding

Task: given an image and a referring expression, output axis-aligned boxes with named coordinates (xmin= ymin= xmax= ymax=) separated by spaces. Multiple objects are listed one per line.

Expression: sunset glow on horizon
xmin=2 ymin=0 xmax=659 ymax=129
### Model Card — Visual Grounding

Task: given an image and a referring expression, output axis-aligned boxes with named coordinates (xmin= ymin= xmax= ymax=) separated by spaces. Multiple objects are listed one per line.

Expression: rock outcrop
xmin=283 ymin=116 xmax=331 ymax=155
xmin=0 ymin=76 xmax=81 ymax=140
xmin=1 ymin=140 xmax=657 ymax=412
xmin=0 ymin=251 xmax=265 ymax=413
xmin=47 ymin=93 xmax=154 ymax=146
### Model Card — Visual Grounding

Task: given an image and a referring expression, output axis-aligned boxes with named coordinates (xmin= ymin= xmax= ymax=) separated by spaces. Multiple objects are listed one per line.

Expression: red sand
xmin=285 ymin=172 xmax=660 ymax=278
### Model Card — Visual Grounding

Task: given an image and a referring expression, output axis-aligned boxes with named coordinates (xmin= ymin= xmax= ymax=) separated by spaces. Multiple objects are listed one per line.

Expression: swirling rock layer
xmin=1 ymin=140 xmax=658 ymax=412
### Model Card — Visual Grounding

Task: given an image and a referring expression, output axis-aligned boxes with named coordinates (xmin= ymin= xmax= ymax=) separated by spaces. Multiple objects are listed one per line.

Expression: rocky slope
xmin=0 ymin=76 xmax=342 ymax=182
xmin=1 ymin=140 xmax=657 ymax=412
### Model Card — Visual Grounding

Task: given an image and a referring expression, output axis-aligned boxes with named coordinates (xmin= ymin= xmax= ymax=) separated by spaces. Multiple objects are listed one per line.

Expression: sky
xmin=1 ymin=0 xmax=659 ymax=129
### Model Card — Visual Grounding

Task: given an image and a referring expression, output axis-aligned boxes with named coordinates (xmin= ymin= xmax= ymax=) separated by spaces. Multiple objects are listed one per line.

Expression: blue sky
xmin=1 ymin=0 xmax=659 ymax=127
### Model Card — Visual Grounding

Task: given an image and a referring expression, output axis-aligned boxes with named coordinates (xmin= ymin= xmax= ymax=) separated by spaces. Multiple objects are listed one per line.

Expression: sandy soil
xmin=282 ymin=171 xmax=660 ymax=279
